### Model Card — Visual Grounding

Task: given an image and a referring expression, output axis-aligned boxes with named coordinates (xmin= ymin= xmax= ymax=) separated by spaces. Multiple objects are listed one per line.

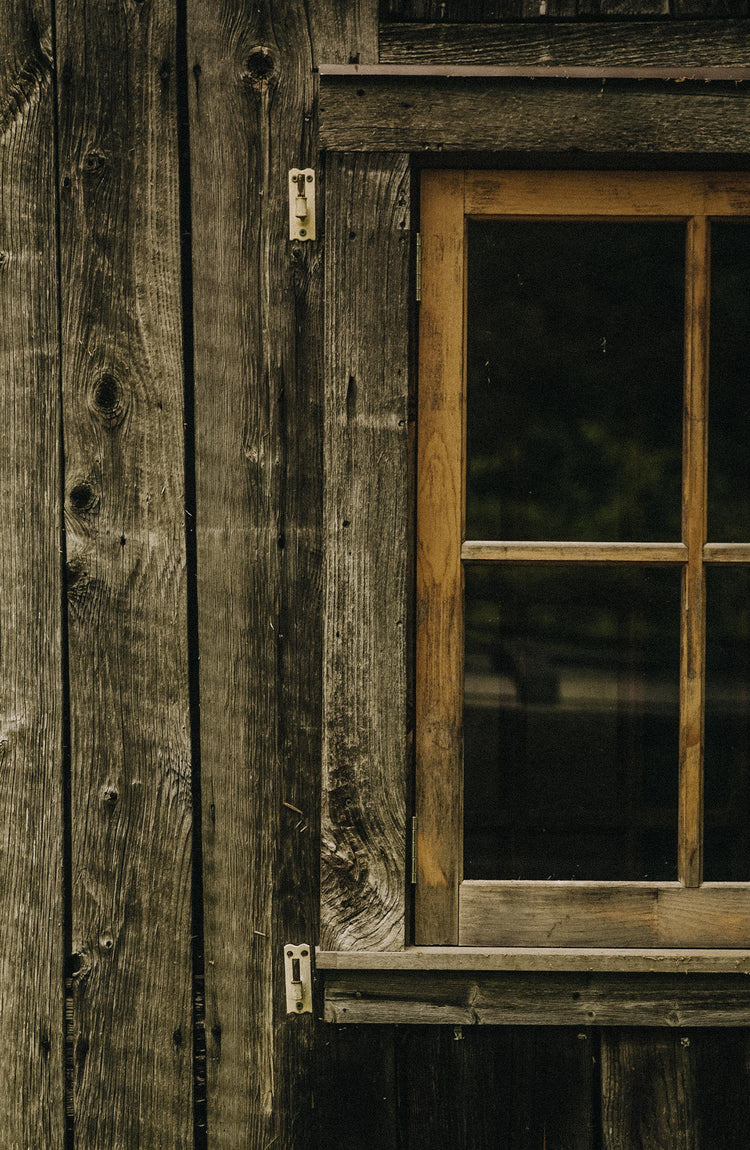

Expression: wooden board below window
xmin=459 ymin=882 xmax=750 ymax=947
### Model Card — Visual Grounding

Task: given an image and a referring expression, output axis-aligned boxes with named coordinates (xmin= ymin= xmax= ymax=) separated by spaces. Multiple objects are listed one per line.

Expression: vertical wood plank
xmin=415 ymin=170 xmax=465 ymax=945
xmin=187 ymin=2 xmax=380 ymax=1145
xmin=679 ymin=215 xmax=709 ymax=888
xmin=599 ymin=1029 xmax=750 ymax=1149
xmin=400 ymin=1027 xmax=597 ymax=1150
xmin=322 ymin=151 xmax=411 ymax=952
xmin=601 ymin=1030 xmax=698 ymax=1150
xmin=55 ymin=0 xmax=192 ymax=1142
xmin=503 ymin=1028 xmax=598 ymax=1149
xmin=0 ymin=2 xmax=65 ymax=1143
xmin=316 ymin=1026 xmax=401 ymax=1149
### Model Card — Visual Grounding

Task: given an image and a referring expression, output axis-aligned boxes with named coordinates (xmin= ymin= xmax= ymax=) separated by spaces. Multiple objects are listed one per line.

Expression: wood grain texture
xmin=380 ymin=0 xmax=749 ymax=16
xmin=317 ymin=947 xmax=750 ymax=973
xmin=465 ymin=169 xmax=750 ymax=217
xmin=55 ymin=0 xmax=192 ymax=1143
xmin=322 ymin=63 xmax=750 ymax=80
xmin=679 ymin=215 xmax=709 ymax=888
xmin=188 ymin=2 xmax=380 ymax=1145
xmin=380 ymin=21 xmax=750 ymax=66
xmin=393 ymin=1026 xmax=597 ymax=1150
xmin=320 ymin=78 xmax=750 ymax=153
xmin=415 ymin=170 xmax=465 ymax=945
xmin=460 ymin=882 xmax=750 ymax=947
xmin=600 ymin=1030 xmax=750 ymax=1149
xmin=704 ymin=542 xmax=750 ymax=561
xmin=0 ymin=2 xmax=64 ymax=1145
xmin=462 ymin=541 xmax=687 ymax=563
xmin=602 ymin=1030 xmax=697 ymax=1149
xmin=322 ymin=151 xmax=410 ymax=951
xmin=324 ymin=970 xmax=750 ymax=1026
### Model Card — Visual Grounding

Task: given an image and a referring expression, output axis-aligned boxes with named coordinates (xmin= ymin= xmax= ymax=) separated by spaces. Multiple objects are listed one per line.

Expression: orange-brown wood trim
xmin=416 ymin=171 xmax=466 ymax=944
xmin=465 ymin=172 xmax=750 ymax=219
xmin=678 ymin=215 xmax=709 ymax=889
xmin=462 ymin=541 xmax=688 ymax=563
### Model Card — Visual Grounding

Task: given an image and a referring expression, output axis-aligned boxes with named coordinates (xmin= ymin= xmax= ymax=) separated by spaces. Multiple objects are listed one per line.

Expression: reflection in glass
xmin=466 ymin=221 xmax=684 ymax=542
xmin=463 ymin=565 xmax=680 ymax=880
xmin=704 ymin=568 xmax=750 ymax=881
xmin=708 ymin=222 xmax=750 ymax=541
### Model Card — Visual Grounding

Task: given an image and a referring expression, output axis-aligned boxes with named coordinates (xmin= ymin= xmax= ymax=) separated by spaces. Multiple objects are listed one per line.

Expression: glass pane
xmin=708 ymin=222 xmax=750 ymax=541
xmin=466 ymin=221 xmax=684 ymax=542
xmin=463 ymin=564 xmax=680 ymax=880
xmin=704 ymin=567 xmax=750 ymax=881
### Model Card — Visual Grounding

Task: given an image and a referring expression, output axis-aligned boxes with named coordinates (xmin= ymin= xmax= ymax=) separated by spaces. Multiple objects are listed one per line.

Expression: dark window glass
xmin=463 ymin=564 xmax=680 ymax=880
xmin=708 ymin=222 xmax=750 ymax=542
xmin=704 ymin=567 xmax=750 ymax=881
xmin=466 ymin=221 xmax=684 ymax=542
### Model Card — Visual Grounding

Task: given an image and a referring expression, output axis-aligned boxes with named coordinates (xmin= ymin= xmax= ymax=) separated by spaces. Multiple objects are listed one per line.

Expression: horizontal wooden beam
xmin=323 ymin=969 xmax=750 ymax=1026
xmin=317 ymin=946 xmax=750 ymax=974
xmin=319 ymin=76 xmax=750 ymax=153
xmin=704 ymin=543 xmax=750 ymax=562
xmin=461 ymin=541 xmax=688 ymax=563
xmin=460 ymin=882 xmax=750 ymax=948
xmin=464 ymin=170 xmax=750 ymax=216
xmin=379 ymin=21 xmax=750 ymax=69
xmin=320 ymin=64 xmax=750 ymax=81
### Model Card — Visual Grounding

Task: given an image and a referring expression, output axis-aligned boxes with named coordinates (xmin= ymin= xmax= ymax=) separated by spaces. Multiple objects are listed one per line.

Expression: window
xmin=416 ymin=171 xmax=750 ymax=949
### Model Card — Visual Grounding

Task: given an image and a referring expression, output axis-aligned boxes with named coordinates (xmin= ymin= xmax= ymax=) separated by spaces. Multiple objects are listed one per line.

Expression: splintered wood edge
xmin=321 ymin=967 xmax=750 ymax=1026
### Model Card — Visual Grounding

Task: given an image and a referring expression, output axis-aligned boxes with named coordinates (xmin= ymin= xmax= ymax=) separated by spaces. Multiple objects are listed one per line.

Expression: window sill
xmin=317 ymin=949 xmax=750 ymax=1026
xmin=317 ymin=947 xmax=750 ymax=974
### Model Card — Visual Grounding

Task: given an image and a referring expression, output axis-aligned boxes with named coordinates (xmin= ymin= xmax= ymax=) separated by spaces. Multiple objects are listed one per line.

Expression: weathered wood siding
xmin=382 ymin=0 xmax=750 ymax=18
xmin=56 ymin=0 xmax=194 ymax=1142
xmin=322 ymin=150 xmax=410 ymax=953
xmin=187 ymin=3 xmax=379 ymax=1145
xmin=2 ymin=0 xmax=750 ymax=1147
xmin=0 ymin=2 xmax=64 ymax=1144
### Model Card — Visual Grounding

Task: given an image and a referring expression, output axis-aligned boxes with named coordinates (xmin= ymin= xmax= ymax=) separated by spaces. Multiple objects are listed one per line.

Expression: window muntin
xmin=416 ymin=171 xmax=750 ymax=948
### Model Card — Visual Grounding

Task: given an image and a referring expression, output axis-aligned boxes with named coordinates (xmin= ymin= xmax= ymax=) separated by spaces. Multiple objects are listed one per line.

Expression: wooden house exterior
xmin=2 ymin=0 xmax=750 ymax=1145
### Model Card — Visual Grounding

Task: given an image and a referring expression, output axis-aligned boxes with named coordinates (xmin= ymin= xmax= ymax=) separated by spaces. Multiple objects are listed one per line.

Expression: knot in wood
xmin=101 ymin=785 xmax=119 ymax=806
xmin=69 ymin=950 xmax=92 ymax=986
xmin=82 ymin=149 xmax=107 ymax=174
xmin=241 ymin=46 xmax=277 ymax=89
xmin=65 ymin=555 xmax=84 ymax=585
xmin=0 ymin=250 xmax=9 ymax=269
xmin=90 ymin=372 xmax=127 ymax=427
xmin=69 ymin=482 xmax=98 ymax=514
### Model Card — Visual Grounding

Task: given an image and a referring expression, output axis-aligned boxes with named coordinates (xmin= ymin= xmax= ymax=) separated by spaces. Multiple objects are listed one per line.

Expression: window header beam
xmin=319 ymin=73 xmax=750 ymax=154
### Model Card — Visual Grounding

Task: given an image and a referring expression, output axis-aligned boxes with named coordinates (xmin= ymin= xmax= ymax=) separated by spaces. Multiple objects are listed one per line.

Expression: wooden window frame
xmin=416 ymin=170 xmax=750 ymax=952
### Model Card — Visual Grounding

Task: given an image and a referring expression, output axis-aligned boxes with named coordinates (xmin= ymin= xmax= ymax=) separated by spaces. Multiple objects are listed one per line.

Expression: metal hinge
xmin=411 ymin=815 xmax=418 ymax=884
xmin=415 ymin=232 xmax=422 ymax=302
xmin=288 ymin=169 xmax=316 ymax=241
xmin=284 ymin=942 xmax=313 ymax=1014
